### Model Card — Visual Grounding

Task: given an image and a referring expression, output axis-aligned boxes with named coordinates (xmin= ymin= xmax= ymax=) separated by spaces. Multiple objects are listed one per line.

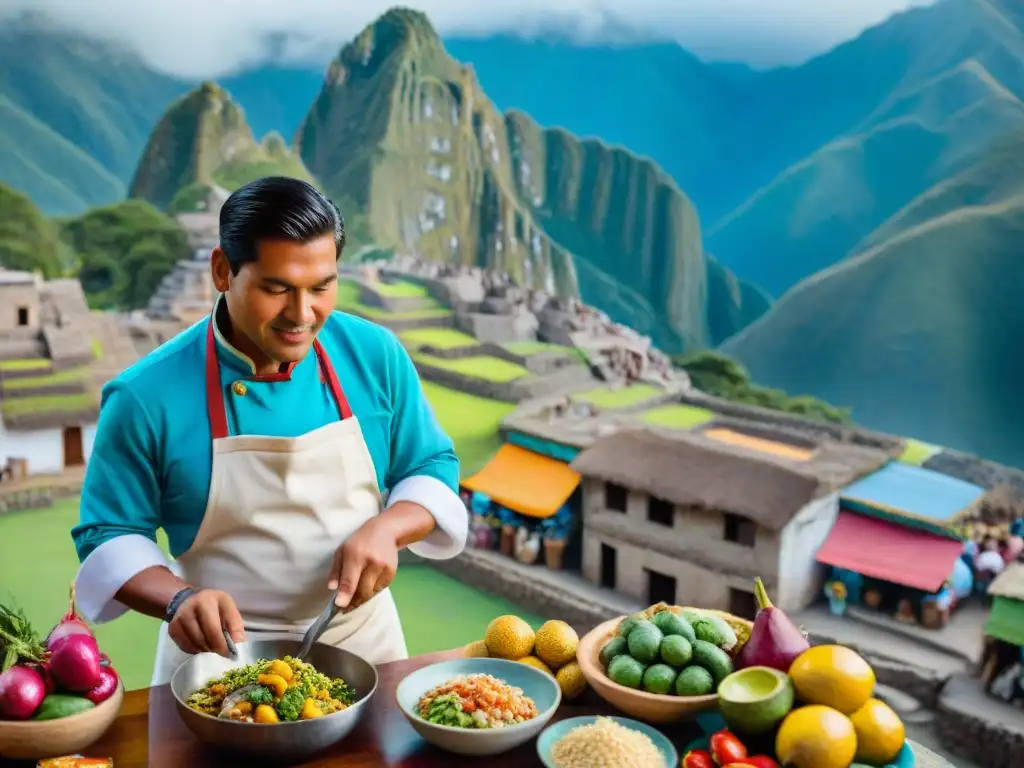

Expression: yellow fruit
xmin=485 ymin=615 xmax=536 ymax=659
xmin=533 ymin=620 xmax=579 ymax=669
xmin=517 ymin=655 xmax=553 ymax=675
xmin=788 ymin=644 xmax=876 ymax=714
xmin=555 ymin=661 xmax=586 ymax=700
xmin=775 ymin=705 xmax=857 ymax=768
xmin=463 ymin=640 xmax=489 ymax=658
xmin=850 ymin=698 xmax=906 ymax=765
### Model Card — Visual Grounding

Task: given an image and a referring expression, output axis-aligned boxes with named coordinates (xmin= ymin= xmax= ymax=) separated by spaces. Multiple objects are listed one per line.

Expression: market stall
xmin=981 ymin=561 xmax=1024 ymax=705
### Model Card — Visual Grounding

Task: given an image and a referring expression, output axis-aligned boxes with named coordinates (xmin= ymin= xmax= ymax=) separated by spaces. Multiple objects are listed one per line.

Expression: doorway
xmin=600 ymin=543 xmax=617 ymax=590
xmin=729 ymin=587 xmax=758 ymax=621
xmin=646 ymin=569 xmax=677 ymax=605
xmin=63 ymin=426 xmax=84 ymax=467
xmin=17 ymin=307 xmax=29 ymax=326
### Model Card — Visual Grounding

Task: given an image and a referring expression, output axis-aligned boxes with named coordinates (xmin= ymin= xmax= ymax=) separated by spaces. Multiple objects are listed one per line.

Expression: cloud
xmin=0 ymin=0 xmax=935 ymax=77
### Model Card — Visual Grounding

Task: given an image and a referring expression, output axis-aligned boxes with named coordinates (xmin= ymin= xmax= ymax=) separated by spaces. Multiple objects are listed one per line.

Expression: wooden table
xmin=10 ymin=649 xmax=953 ymax=767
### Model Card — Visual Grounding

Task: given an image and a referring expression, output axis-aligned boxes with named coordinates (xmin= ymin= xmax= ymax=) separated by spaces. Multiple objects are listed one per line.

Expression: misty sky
xmin=1 ymin=0 xmax=937 ymax=77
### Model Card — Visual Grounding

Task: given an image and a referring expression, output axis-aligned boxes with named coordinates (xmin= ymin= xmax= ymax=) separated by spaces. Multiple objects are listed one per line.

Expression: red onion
xmin=49 ymin=635 xmax=102 ymax=692
xmin=46 ymin=582 xmax=94 ymax=653
xmin=26 ymin=661 xmax=55 ymax=695
xmin=0 ymin=665 xmax=46 ymax=719
xmin=84 ymin=666 xmax=119 ymax=704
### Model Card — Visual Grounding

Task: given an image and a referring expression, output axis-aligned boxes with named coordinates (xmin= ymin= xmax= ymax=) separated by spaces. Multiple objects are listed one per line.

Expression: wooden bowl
xmin=0 ymin=682 xmax=124 ymax=760
xmin=576 ymin=608 xmax=754 ymax=724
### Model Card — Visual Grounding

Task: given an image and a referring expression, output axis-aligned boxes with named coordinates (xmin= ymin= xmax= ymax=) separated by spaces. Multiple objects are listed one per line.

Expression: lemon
xmin=850 ymin=698 xmax=906 ymax=765
xmin=485 ymin=615 xmax=536 ymax=659
xmin=776 ymin=705 xmax=857 ymax=768
xmin=788 ymin=645 xmax=875 ymax=714
xmin=517 ymin=655 xmax=553 ymax=675
xmin=462 ymin=639 xmax=489 ymax=658
xmin=533 ymin=620 xmax=579 ymax=669
xmin=555 ymin=661 xmax=587 ymax=700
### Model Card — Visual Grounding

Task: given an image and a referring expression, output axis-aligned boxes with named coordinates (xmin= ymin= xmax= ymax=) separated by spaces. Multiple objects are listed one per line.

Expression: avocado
xmin=674 ymin=665 xmax=715 ymax=696
xmin=626 ymin=623 xmax=664 ymax=664
xmin=652 ymin=611 xmax=696 ymax=643
xmin=691 ymin=639 xmax=734 ymax=685
xmin=683 ymin=610 xmax=738 ymax=650
xmin=660 ymin=635 xmax=693 ymax=667
xmin=617 ymin=612 xmax=649 ymax=638
xmin=717 ymin=667 xmax=795 ymax=735
xmin=608 ymin=654 xmax=646 ymax=689
xmin=599 ymin=636 xmax=629 ymax=668
xmin=642 ymin=663 xmax=677 ymax=695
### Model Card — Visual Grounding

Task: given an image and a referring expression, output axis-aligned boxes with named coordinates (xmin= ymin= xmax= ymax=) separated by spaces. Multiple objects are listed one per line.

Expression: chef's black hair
xmin=219 ymin=176 xmax=346 ymax=273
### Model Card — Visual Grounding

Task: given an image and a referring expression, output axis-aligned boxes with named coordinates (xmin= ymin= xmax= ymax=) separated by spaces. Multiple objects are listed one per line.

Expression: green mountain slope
xmin=721 ymin=128 xmax=1024 ymax=465
xmin=296 ymin=9 xmax=763 ymax=351
xmin=128 ymin=83 xmax=314 ymax=212
xmin=704 ymin=0 xmax=1024 ymax=296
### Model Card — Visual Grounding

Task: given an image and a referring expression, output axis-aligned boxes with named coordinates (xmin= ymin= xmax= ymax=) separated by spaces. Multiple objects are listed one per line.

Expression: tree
xmin=0 ymin=183 xmax=73 ymax=277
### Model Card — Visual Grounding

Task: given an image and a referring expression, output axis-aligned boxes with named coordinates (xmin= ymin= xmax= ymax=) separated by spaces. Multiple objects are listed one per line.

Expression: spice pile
xmin=0 ymin=584 xmax=120 ymax=721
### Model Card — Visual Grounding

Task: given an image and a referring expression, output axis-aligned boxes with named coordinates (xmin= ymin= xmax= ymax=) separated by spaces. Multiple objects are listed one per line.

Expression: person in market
xmin=70 ymin=176 xmax=467 ymax=686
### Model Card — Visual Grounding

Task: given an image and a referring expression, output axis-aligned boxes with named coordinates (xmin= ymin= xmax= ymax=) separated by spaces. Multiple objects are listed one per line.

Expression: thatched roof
xmin=570 ymin=428 xmax=888 ymax=530
xmin=989 ymin=562 xmax=1024 ymax=601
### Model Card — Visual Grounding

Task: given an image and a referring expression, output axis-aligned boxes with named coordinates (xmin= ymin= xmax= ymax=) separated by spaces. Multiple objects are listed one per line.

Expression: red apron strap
xmin=313 ymin=339 xmax=353 ymax=420
xmin=205 ymin=318 xmax=230 ymax=440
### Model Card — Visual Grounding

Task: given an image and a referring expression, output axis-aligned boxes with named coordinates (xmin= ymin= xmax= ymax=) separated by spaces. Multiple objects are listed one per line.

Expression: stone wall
xmin=413 ymin=361 xmax=524 ymax=402
xmin=2 ymin=381 xmax=87 ymax=399
xmin=0 ymin=482 xmax=81 ymax=514
xmin=0 ymin=365 xmax=55 ymax=381
xmin=925 ymin=449 xmax=1024 ymax=496
xmin=936 ymin=675 xmax=1024 ymax=768
xmin=353 ymin=311 xmax=454 ymax=333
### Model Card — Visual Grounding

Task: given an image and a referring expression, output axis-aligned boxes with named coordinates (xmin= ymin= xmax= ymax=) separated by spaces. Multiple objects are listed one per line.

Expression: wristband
xmin=164 ymin=586 xmax=202 ymax=623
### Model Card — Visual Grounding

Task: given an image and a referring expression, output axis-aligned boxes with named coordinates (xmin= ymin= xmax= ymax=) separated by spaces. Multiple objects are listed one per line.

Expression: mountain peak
xmin=129 ymin=83 xmax=312 ymax=211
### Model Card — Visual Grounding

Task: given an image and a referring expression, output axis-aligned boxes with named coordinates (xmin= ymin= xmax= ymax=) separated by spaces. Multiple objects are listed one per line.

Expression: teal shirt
xmin=72 ymin=310 xmax=460 ymax=563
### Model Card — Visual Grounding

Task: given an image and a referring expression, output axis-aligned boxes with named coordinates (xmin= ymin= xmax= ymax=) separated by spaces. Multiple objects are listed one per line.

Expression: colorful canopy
xmin=461 ymin=444 xmax=580 ymax=519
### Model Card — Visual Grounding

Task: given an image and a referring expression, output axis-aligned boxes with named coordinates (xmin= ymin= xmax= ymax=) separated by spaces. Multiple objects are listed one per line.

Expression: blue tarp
xmin=841 ymin=462 xmax=984 ymax=524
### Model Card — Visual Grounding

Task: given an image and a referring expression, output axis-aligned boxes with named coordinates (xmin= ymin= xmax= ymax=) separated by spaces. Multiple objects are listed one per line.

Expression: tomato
xmin=740 ymin=757 xmax=780 ymax=768
xmin=682 ymin=750 xmax=716 ymax=768
xmin=709 ymin=729 xmax=748 ymax=765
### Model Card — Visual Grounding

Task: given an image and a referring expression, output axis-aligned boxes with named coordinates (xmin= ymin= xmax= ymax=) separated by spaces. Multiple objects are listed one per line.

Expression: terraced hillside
xmin=128 ymin=83 xmax=314 ymax=213
xmin=296 ymin=9 xmax=765 ymax=352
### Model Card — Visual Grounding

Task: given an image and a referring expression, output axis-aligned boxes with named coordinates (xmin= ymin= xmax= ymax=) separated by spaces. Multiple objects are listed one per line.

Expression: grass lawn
xmin=575 ymin=383 xmax=662 ymax=409
xmin=1 ymin=391 xmax=97 ymax=417
xmin=640 ymin=403 xmax=717 ymax=430
xmin=415 ymin=353 xmax=529 ymax=383
xmin=423 ymin=381 xmax=516 ymax=477
xmin=0 ymin=497 xmax=542 ymax=691
xmin=400 ymin=328 xmax=478 ymax=350
xmin=899 ymin=438 xmax=942 ymax=466
xmin=0 ymin=359 xmax=51 ymax=373
xmin=3 ymin=366 xmax=87 ymax=390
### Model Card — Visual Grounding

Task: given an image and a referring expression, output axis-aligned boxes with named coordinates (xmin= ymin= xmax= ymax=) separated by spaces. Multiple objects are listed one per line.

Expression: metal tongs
xmin=296 ymin=596 xmax=341 ymax=661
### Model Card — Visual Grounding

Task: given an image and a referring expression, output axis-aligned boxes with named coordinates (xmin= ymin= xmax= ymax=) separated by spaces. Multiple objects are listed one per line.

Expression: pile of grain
xmin=550 ymin=716 xmax=663 ymax=768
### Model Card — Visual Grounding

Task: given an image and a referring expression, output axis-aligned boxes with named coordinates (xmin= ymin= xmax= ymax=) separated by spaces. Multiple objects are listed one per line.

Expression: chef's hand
xmin=169 ymin=589 xmax=246 ymax=657
xmin=328 ymin=515 xmax=400 ymax=612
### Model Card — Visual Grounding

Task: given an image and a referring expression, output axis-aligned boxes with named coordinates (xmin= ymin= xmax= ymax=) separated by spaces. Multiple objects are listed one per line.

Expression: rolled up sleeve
xmin=384 ymin=336 xmax=466 ymax=560
xmin=71 ymin=382 xmax=168 ymax=623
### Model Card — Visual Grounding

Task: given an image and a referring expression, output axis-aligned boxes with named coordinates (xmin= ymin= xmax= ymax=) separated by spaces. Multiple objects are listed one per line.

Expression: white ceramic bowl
xmin=395 ymin=657 xmax=561 ymax=756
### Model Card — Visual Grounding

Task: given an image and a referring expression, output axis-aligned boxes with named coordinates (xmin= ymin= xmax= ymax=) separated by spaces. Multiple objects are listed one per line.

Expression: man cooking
xmin=70 ymin=176 xmax=467 ymax=686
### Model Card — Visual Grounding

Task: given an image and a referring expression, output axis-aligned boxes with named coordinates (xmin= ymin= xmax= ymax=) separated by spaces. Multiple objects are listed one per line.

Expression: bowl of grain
xmin=537 ymin=715 xmax=678 ymax=768
xmin=576 ymin=606 xmax=753 ymax=724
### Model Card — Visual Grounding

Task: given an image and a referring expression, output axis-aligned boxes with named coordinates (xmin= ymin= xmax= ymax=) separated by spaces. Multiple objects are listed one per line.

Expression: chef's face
xmin=212 ymin=234 xmax=338 ymax=370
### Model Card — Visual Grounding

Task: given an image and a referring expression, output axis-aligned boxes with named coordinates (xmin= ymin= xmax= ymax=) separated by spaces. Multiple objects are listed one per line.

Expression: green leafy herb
xmin=0 ymin=602 xmax=47 ymax=671
xmin=276 ymin=686 xmax=306 ymax=722
xmin=247 ymin=686 xmax=274 ymax=707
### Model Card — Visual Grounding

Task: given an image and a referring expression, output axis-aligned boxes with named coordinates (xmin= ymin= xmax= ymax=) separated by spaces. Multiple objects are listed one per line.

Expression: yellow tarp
xmin=461 ymin=444 xmax=581 ymax=519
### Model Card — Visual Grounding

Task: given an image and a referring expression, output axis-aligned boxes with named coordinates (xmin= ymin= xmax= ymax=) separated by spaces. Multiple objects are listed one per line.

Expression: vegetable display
xmin=0 ymin=583 xmax=121 ymax=722
xmin=185 ymin=656 xmax=354 ymax=723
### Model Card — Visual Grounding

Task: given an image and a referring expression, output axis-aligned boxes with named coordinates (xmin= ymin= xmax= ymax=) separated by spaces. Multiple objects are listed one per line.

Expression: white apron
xmin=151 ymin=317 xmax=408 ymax=686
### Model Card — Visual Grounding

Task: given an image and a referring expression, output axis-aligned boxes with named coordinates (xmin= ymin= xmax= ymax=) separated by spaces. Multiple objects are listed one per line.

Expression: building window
xmin=729 ymin=587 xmax=758 ymax=621
xmin=605 ymin=482 xmax=627 ymax=513
xmin=647 ymin=496 xmax=674 ymax=527
xmin=17 ymin=307 xmax=29 ymax=326
xmin=724 ymin=513 xmax=757 ymax=547
xmin=600 ymin=543 xmax=617 ymax=590
xmin=646 ymin=568 xmax=676 ymax=605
